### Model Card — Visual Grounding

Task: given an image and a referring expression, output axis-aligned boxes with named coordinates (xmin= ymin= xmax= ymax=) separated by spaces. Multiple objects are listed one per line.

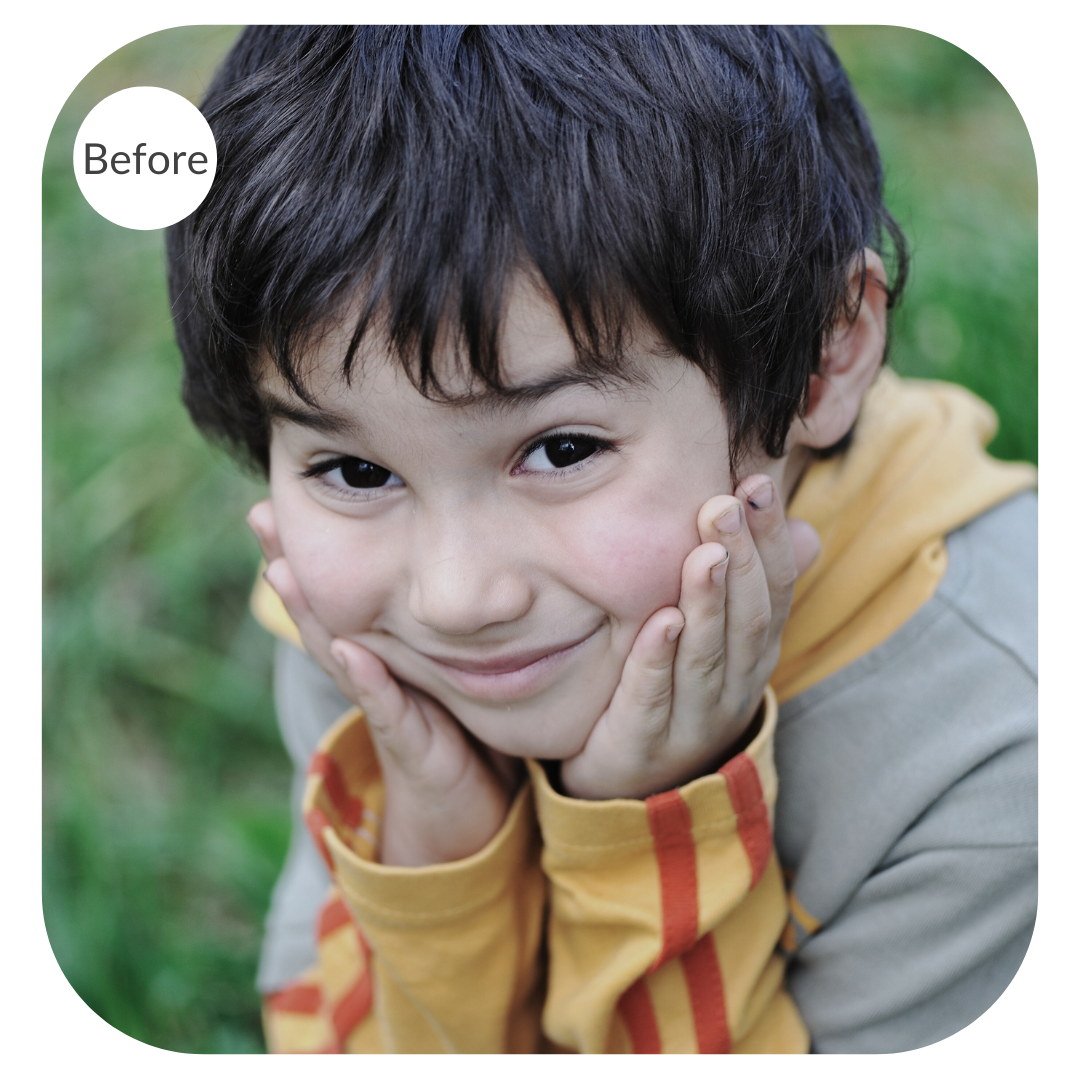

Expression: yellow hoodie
xmin=255 ymin=372 xmax=1035 ymax=1054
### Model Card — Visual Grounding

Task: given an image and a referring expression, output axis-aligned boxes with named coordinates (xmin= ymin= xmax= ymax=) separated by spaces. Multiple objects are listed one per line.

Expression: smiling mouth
xmin=421 ymin=627 xmax=601 ymax=698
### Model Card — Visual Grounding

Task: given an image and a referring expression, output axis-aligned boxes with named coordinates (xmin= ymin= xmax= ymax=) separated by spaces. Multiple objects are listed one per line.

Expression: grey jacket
xmin=256 ymin=491 xmax=1037 ymax=1053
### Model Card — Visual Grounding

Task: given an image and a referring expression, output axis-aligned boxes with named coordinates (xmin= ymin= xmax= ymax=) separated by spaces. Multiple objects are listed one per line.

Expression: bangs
xmin=169 ymin=26 xmax=906 ymax=473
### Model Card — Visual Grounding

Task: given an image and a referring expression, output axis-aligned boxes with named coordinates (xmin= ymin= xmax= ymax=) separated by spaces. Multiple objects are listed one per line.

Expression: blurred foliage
xmin=42 ymin=25 xmax=1036 ymax=1055
xmin=829 ymin=26 xmax=1037 ymax=464
xmin=41 ymin=26 xmax=278 ymax=1053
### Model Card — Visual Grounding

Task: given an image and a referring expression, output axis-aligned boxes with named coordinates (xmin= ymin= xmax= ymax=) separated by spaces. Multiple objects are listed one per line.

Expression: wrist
xmin=378 ymin=763 xmax=513 ymax=867
xmin=559 ymin=695 xmax=767 ymax=801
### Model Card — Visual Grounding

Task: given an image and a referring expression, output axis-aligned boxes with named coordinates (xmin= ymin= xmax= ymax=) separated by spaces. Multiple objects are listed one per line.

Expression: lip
xmin=422 ymin=627 xmax=601 ymax=700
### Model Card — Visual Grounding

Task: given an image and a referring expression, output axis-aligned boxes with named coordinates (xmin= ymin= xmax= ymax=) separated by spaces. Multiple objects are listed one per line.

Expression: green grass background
xmin=42 ymin=26 xmax=1037 ymax=1053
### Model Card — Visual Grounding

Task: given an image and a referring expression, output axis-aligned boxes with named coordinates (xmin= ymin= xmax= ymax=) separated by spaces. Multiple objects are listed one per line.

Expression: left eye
xmin=520 ymin=434 xmax=604 ymax=472
xmin=304 ymin=456 xmax=404 ymax=491
xmin=336 ymin=458 xmax=397 ymax=488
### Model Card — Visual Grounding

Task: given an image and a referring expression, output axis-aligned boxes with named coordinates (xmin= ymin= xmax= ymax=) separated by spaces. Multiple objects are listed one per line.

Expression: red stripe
xmin=317 ymin=895 xmax=353 ymax=940
xmin=308 ymin=751 xmax=365 ymax=829
xmin=645 ymin=789 xmax=699 ymax=968
xmin=265 ymin=983 xmax=322 ymax=1015
xmin=304 ymin=808 xmax=335 ymax=871
xmin=719 ymin=752 xmax=771 ymax=887
xmin=680 ymin=933 xmax=731 ymax=1053
xmin=617 ymin=977 xmax=662 ymax=1053
xmin=332 ymin=968 xmax=374 ymax=1042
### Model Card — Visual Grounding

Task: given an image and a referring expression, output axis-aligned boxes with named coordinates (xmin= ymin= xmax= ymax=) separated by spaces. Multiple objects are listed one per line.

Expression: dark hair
xmin=168 ymin=25 xmax=907 ymax=475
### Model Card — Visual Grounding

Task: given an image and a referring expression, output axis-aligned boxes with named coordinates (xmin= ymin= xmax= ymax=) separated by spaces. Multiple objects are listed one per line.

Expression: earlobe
xmin=790 ymin=248 xmax=889 ymax=451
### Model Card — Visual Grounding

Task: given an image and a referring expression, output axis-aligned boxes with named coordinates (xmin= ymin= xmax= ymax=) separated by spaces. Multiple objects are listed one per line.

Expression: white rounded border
xmin=19 ymin=4 xmax=1062 ymax=1075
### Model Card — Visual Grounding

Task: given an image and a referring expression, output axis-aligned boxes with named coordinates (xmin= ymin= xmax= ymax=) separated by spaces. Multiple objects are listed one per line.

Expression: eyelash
xmin=300 ymin=430 xmax=616 ymax=496
xmin=514 ymin=431 xmax=617 ymax=476
xmin=300 ymin=456 xmax=401 ymax=499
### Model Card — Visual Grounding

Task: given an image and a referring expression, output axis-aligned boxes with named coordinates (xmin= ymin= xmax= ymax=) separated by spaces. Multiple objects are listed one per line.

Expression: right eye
xmin=302 ymin=456 xmax=404 ymax=491
xmin=517 ymin=432 xmax=612 ymax=474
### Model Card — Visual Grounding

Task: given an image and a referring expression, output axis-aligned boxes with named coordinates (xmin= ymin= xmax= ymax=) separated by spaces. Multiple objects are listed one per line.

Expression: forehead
xmin=260 ymin=275 xmax=672 ymax=427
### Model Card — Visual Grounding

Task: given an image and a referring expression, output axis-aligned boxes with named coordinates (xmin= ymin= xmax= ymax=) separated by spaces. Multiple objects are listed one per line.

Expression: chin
xmin=460 ymin=703 xmax=601 ymax=762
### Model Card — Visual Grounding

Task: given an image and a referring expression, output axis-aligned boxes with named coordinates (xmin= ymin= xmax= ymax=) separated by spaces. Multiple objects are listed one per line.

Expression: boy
xmin=167 ymin=26 xmax=1037 ymax=1053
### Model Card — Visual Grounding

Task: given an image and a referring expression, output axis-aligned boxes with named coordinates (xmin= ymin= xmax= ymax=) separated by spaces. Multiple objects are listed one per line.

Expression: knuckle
xmin=638 ymin=719 xmax=672 ymax=754
xmin=634 ymin=680 xmax=673 ymax=714
xmin=359 ymin=708 xmax=393 ymax=736
xmin=625 ymin=665 xmax=674 ymax=714
xmin=742 ymin=604 xmax=772 ymax=641
xmin=725 ymin=541 xmax=757 ymax=575
xmin=683 ymin=645 xmax=726 ymax=680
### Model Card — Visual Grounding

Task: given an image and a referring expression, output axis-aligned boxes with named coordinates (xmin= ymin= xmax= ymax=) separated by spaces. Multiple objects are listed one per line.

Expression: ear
xmin=787 ymin=248 xmax=889 ymax=451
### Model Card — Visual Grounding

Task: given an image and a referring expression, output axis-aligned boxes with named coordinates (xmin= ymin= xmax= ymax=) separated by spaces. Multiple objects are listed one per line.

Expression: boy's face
xmin=265 ymin=279 xmax=787 ymax=759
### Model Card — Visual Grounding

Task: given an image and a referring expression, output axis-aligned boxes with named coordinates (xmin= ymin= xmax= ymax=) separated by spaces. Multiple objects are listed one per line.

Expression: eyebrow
xmin=449 ymin=366 xmax=653 ymax=417
xmin=260 ymin=364 xmax=654 ymax=432
xmin=260 ymin=393 xmax=364 ymax=436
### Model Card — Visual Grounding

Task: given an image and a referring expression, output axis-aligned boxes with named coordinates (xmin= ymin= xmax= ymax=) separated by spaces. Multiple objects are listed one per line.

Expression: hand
xmin=247 ymin=500 xmax=514 ymax=867
xmin=559 ymin=475 xmax=819 ymax=800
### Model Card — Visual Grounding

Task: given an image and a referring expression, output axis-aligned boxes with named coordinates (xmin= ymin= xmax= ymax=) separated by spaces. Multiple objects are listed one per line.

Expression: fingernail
xmin=330 ymin=642 xmax=347 ymax=669
xmin=710 ymin=550 xmax=729 ymax=586
xmin=665 ymin=621 xmax=685 ymax=644
xmin=746 ymin=482 xmax=774 ymax=511
xmin=714 ymin=504 xmax=742 ymax=534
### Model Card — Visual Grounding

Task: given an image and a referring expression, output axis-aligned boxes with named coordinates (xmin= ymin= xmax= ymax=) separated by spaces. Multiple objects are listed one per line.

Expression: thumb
xmin=787 ymin=518 xmax=821 ymax=577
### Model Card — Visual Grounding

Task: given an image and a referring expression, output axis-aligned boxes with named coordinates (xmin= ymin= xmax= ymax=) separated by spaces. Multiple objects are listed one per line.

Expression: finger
xmin=672 ymin=540 xmax=729 ymax=701
xmin=263 ymin=557 xmax=328 ymax=649
xmin=788 ymin=517 xmax=821 ymax=577
xmin=696 ymin=495 xmax=773 ymax=684
xmin=347 ymin=657 xmax=509 ymax=869
xmin=262 ymin=557 xmax=353 ymax=698
xmin=247 ymin=500 xmax=284 ymax=562
xmin=736 ymin=475 xmax=801 ymax=639
xmin=328 ymin=637 xmax=435 ymax=765
xmin=605 ymin=606 xmax=684 ymax=736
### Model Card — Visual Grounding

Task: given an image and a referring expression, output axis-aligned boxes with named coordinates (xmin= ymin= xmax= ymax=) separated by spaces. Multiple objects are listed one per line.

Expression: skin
xmin=248 ymin=253 xmax=888 ymax=867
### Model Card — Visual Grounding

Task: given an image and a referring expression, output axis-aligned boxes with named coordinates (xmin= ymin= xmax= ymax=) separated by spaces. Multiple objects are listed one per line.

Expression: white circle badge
xmin=73 ymin=86 xmax=217 ymax=231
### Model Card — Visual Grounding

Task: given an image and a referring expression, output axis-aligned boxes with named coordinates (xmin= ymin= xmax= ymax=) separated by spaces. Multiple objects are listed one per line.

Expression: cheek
xmin=271 ymin=487 xmax=391 ymax=638
xmin=562 ymin=502 xmax=698 ymax=631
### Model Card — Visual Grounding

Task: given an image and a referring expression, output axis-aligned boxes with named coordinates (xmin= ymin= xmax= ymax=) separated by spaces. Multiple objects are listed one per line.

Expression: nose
xmin=408 ymin=511 xmax=534 ymax=637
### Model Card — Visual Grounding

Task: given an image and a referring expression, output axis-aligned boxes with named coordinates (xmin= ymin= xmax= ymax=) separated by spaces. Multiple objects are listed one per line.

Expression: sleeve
xmin=295 ymin=706 xmax=548 ymax=1054
xmin=529 ymin=687 xmax=809 ymax=1054
xmin=256 ymin=641 xmax=350 ymax=995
